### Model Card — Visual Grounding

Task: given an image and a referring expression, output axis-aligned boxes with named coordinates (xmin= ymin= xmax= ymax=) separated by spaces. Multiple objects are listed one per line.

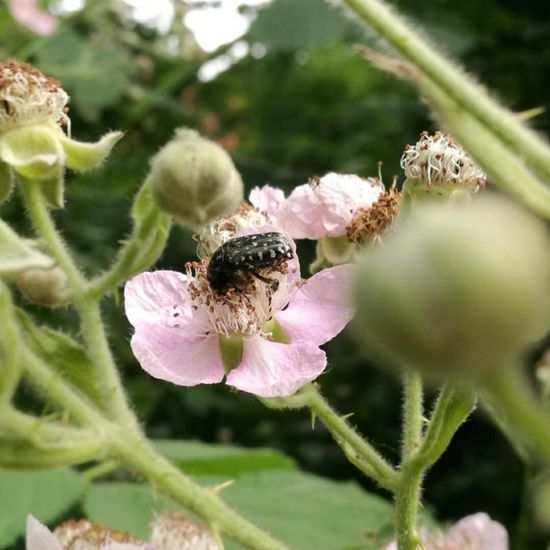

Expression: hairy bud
xmin=15 ymin=265 xmax=70 ymax=306
xmin=353 ymin=195 xmax=550 ymax=379
xmin=150 ymin=128 xmax=244 ymax=229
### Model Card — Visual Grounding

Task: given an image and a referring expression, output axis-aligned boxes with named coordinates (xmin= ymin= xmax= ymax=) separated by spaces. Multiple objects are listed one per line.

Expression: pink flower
xmin=125 ymin=245 xmax=354 ymax=397
xmin=8 ymin=0 xmax=57 ymax=35
xmin=383 ymin=513 xmax=508 ymax=550
xmin=250 ymin=173 xmax=385 ymax=239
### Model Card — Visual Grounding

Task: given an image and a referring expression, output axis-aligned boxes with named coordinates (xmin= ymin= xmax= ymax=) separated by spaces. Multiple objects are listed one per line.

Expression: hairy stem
xmin=263 ymin=384 xmax=399 ymax=491
xmin=401 ymin=370 xmax=423 ymax=460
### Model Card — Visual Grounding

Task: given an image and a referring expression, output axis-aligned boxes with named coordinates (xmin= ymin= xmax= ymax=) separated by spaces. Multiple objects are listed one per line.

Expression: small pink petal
xmin=131 ymin=324 xmax=225 ymax=386
xmin=226 ymin=336 xmax=326 ymax=397
xmin=248 ymin=185 xmax=286 ymax=219
xmin=276 ymin=173 xmax=384 ymax=239
xmin=26 ymin=515 xmax=62 ymax=550
xmin=276 ymin=264 xmax=355 ymax=346
xmin=8 ymin=0 xmax=57 ymax=35
xmin=125 ymin=271 xmax=191 ymax=328
xmin=445 ymin=513 xmax=509 ymax=550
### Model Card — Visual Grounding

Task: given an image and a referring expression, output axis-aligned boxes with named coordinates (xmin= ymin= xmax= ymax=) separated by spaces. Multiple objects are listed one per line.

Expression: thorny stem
xmin=21 ymin=346 xmax=289 ymax=550
xmin=263 ymin=384 xmax=399 ymax=491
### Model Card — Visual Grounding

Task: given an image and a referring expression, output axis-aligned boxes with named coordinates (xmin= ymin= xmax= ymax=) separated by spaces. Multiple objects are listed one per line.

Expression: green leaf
xmin=210 ymin=470 xmax=394 ymax=550
xmin=83 ymin=482 xmax=168 ymax=540
xmin=83 ymin=469 xmax=394 ymax=549
xmin=0 ymin=221 xmax=54 ymax=277
xmin=0 ymin=467 xmax=85 ymax=547
xmin=17 ymin=310 xmax=102 ymax=405
xmin=155 ymin=439 xmax=297 ymax=475
xmin=247 ymin=0 xmax=353 ymax=52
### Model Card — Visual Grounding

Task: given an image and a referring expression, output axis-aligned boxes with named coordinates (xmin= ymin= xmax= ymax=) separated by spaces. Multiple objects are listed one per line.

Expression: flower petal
xmin=276 ymin=264 xmax=355 ymax=346
xmin=445 ymin=513 xmax=508 ymax=549
xmin=124 ymin=270 xmax=192 ymax=328
xmin=8 ymin=0 xmax=57 ymax=35
xmin=226 ymin=336 xmax=326 ymax=397
xmin=276 ymin=173 xmax=384 ymax=239
xmin=131 ymin=324 xmax=225 ymax=386
xmin=249 ymin=184 xmax=285 ymax=219
xmin=26 ymin=515 xmax=62 ymax=550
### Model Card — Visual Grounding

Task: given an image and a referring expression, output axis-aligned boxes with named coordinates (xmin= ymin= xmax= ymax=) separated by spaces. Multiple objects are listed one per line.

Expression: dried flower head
xmin=400 ymin=131 xmax=486 ymax=191
xmin=0 ymin=60 xmax=69 ymax=131
xmin=346 ymin=186 xmax=401 ymax=245
xmin=53 ymin=519 xmax=145 ymax=549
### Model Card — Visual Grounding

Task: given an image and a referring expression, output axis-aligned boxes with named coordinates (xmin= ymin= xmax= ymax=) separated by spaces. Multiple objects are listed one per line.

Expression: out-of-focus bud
xmin=400 ymin=131 xmax=486 ymax=201
xmin=15 ymin=265 xmax=70 ymax=306
xmin=150 ymin=510 xmax=221 ymax=549
xmin=353 ymin=195 xmax=550 ymax=379
xmin=150 ymin=128 xmax=244 ymax=229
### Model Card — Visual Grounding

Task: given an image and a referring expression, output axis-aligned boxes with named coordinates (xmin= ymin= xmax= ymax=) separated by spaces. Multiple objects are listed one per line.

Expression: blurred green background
xmin=1 ymin=0 xmax=550 ymax=548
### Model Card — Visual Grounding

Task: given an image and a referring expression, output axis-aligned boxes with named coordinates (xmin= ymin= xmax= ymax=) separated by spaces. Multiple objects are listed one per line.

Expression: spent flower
xmin=401 ymin=131 xmax=486 ymax=193
xmin=0 ymin=61 xmax=122 ymax=207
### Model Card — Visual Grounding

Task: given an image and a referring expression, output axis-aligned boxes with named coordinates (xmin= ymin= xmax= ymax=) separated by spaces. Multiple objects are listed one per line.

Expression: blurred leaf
xmin=0 ymin=467 xmax=85 ymax=547
xmin=248 ymin=0 xmax=354 ymax=52
xmin=83 ymin=482 xmax=167 ymax=540
xmin=35 ymin=28 xmax=131 ymax=113
xmin=84 ymin=469 xmax=394 ymax=549
xmin=17 ymin=310 xmax=102 ymax=404
xmin=155 ymin=439 xmax=297 ymax=475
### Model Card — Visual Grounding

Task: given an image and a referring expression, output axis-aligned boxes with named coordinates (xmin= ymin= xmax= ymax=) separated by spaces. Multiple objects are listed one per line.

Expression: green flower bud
xmin=15 ymin=265 xmax=70 ymax=306
xmin=353 ymin=195 xmax=550 ymax=379
xmin=150 ymin=128 xmax=244 ymax=229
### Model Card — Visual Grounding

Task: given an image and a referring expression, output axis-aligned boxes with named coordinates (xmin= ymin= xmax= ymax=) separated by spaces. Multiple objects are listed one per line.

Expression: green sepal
xmin=0 ymin=220 xmax=54 ymax=277
xmin=219 ymin=333 xmax=244 ymax=374
xmin=60 ymin=130 xmax=123 ymax=171
xmin=0 ymin=162 xmax=14 ymax=205
xmin=262 ymin=318 xmax=290 ymax=344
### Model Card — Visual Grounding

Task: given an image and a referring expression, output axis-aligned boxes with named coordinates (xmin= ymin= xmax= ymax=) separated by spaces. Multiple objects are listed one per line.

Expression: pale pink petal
xmin=445 ymin=513 xmax=508 ymax=550
xmin=125 ymin=271 xmax=192 ymax=328
xmin=276 ymin=173 xmax=384 ymax=239
xmin=248 ymin=185 xmax=285 ymax=219
xmin=8 ymin=0 xmax=57 ymax=35
xmin=26 ymin=515 xmax=62 ymax=550
xmin=226 ymin=336 xmax=326 ymax=397
xmin=276 ymin=264 xmax=355 ymax=346
xmin=131 ymin=324 xmax=224 ymax=386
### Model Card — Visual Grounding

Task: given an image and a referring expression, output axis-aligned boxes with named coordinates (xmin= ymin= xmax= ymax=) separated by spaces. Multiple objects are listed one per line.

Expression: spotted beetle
xmin=207 ymin=232 xmax=294 ymax=294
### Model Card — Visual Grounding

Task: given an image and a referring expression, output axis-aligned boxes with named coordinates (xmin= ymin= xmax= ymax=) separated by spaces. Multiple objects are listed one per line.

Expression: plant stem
xmin=339 ymin=0 xmax=550 ymax=182
xmin=109 ymin=431 xmax=290 ymax=550
xmin=21 ymin=180 xmax=138 ymax=428
xmin=401 ymin=370 xmax=423 ymax=460
xmin=263 ymin=384 xmax=399 ymax=491
xmin=482 ymin=368 xmax=550 ymax=463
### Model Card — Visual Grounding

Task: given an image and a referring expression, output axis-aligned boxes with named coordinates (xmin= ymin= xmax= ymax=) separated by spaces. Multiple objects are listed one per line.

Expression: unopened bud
xmin=15 ymin=265 xmax=69 ymax=306
xmin=353 ymin=195 xmax=550 ymax=379
xmin=150 ymin=128 xmax=244 ymax=229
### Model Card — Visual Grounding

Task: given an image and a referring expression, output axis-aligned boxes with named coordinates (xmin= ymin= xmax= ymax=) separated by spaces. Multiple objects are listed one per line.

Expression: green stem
xmin=22 ymin=348 xmax=289 ymax=549
xmin=88 ymin=185 xmax=170 ymax=299
xmin=263 ymin=384 xmax=399 ymax=491
xmin=340 ymin=0 xmax=550 ymax=182
xmin=21 ymin=180 xmax=138 ymax=428
xmin=394 ymin=461 xmax=423 ymax=550
xmin=481 ymin=368 xmax=550 ymax=462
xmin=401 ymin=370 xmax=423 ymax=460
xmin=110 ymin=432 xmax=289 ymax=550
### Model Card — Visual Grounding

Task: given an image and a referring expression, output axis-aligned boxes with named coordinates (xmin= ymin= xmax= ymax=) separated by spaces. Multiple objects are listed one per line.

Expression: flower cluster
xmin=126 ymin=172 xmax=403 ymax=398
